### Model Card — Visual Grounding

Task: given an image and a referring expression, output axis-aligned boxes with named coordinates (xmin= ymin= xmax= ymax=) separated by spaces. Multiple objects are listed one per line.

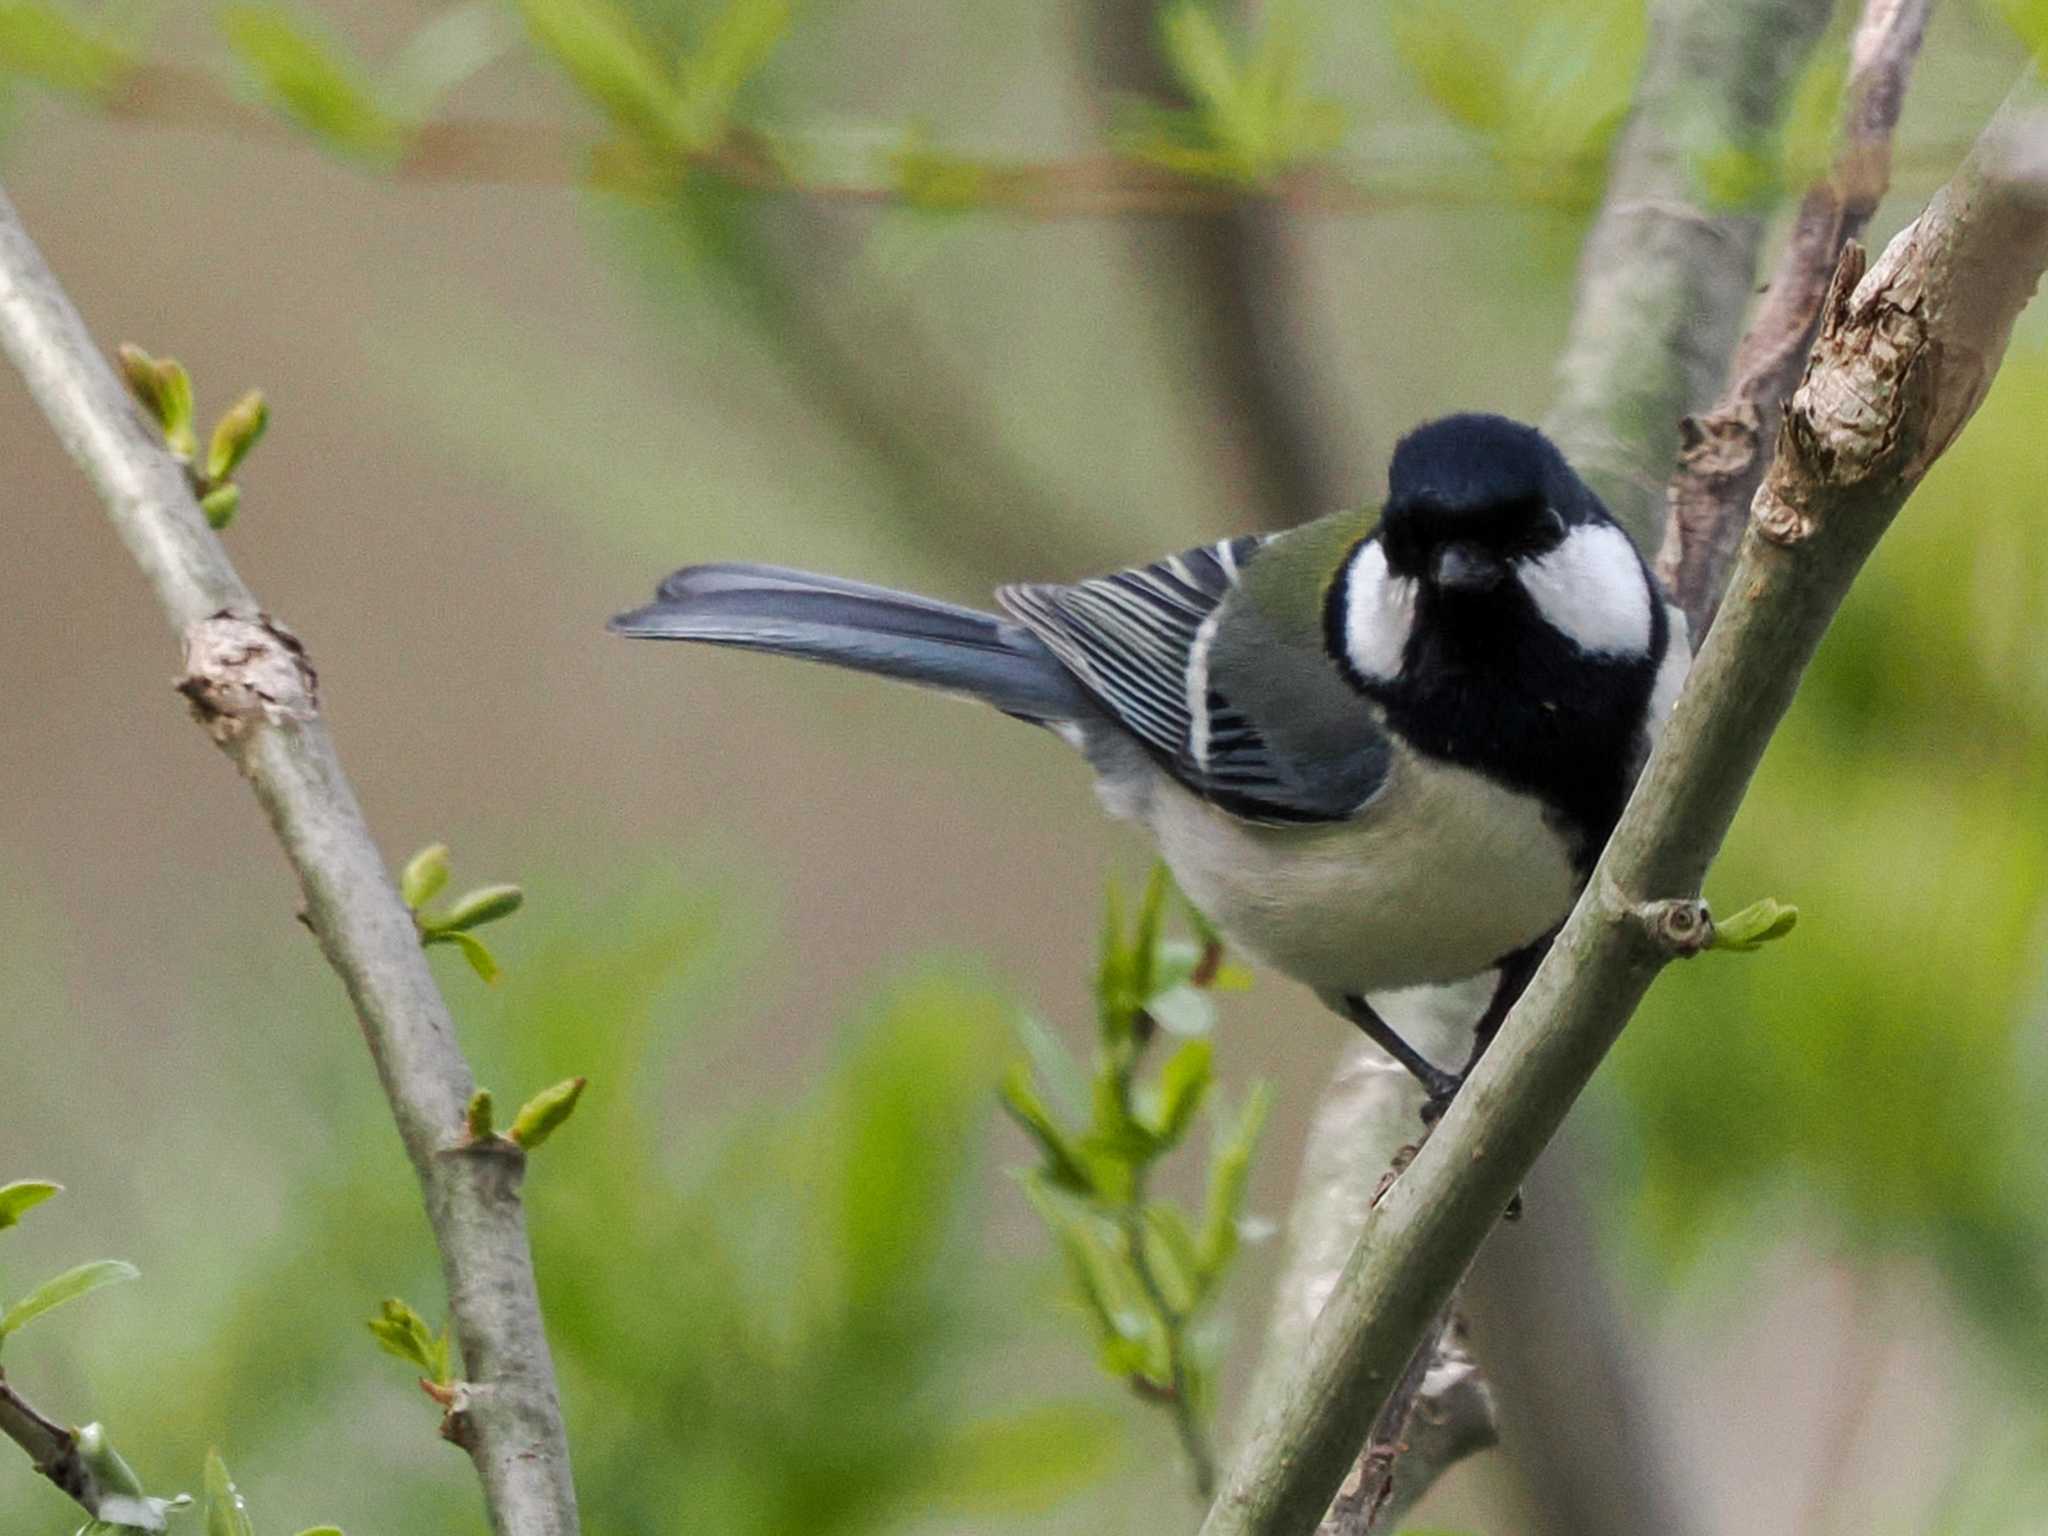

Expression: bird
xmin=611 ymin=413 xmax=1690 ymax=1110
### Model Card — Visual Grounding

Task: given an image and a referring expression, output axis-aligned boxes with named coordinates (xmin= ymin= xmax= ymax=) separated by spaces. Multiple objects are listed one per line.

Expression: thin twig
xmin=85 ymin=59 xmax=1980 ymax=222
xmin=1319 ymin=1305 xmax=1450 ymax=1535
xmin=0 ymin=1375 xmax=94 ymax=1519
xmin=1122 ymin=1205 xmax=1219 ymax=1501
xmin=0 ymin=184 xmax=580 ymax=1536
xmin=1656 ymin=0 xmax=1932 ymax=635
xmin=1198 ymin=66 xmax=2048 ymax=1536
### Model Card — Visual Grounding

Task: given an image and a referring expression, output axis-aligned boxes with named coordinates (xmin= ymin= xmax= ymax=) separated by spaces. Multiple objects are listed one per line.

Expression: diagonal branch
xmin=1247 ymin=0 xmax=1857 ymax=1526
xmin=0 ymin=1376 xmax=101 ymax=1522
xmin=0 ymin=183 xmax=580 ymax=1536
xmin=1199 ymin=65 xmax=2048 ymax=1536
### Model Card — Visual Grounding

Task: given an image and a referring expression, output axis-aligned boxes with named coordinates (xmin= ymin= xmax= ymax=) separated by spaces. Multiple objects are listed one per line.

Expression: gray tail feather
xmin=610 ymin=562 xmax=1095 ymax=724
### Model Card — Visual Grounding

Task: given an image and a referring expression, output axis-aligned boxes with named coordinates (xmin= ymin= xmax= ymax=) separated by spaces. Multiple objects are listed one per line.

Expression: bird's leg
xmin=1339 ymin=993 xmax=1461 ymax=1105
xmin=1456 ymin=932 xmax=1555 ymax=1081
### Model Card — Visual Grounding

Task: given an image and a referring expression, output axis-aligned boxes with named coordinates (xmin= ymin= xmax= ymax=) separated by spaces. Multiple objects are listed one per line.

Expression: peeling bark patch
xmin=176 ymin=611 xmax=319 ymax=744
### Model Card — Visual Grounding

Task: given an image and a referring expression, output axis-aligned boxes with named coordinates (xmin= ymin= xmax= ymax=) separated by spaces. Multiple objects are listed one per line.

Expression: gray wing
xmin=999 ymin=537 xmax=1386 ymax=824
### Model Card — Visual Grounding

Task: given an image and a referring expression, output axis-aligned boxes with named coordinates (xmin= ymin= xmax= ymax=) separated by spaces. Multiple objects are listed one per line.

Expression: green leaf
xmin=1024 ymin=1182 xmax=1156 ymax=1378
xmin=1145 ymin=1203 xmax=1206 ymax=1306
xmin=1711 ymin=897 xmax=1800 ymax=952
xmin=1160 ymin=1 xmax=1241 ymax=115
xmin=204 ymin=1450 xmax=254 ymax=1536
xmin=465 ymin=1088 xmax=495 ymax=1141
xmin=73 ymin=1422 xmax=191 ymax=1530
xmin=517 ymin=0 xmax=682 ymax=152
xmin=292 ymin=1528 xmax=346 ymax=1536
xmin=0 ymin=1 xmax=131 ymax=98
xmin=1014 ymin=1010 xmax=1089 ymax=1123
xmin=1132 ymin=862 xmax=1170 ymax=1000
xmin=675 ymin=0 xmax=790 ymax=148
xmin=220 ymin=6 xmax=406 ymax=162
xmin=74 ymin=1422 xmax=146 ymax=1496
xmin=399 ymin=843 xmax=450 ymax=910
xmin=204 ymin=390 xmax=269 ymax=482
xmin=423 ymin=927 xmax=500 ymax=982
xmin=1196 ymin=1082 xmax=1272 ymax=1282
xmin=431 ymin=882 xmax=524 ymax=933
xmin=153 ymin=356 xmax=196 ymax=461
xmin=116 ymin=343 xmax=163 ymax=417
xmin=199 ymin=484 xmax=241 ymax=530
xmin=1000 ymin=1063 xmax=1097 ymax=1196
xmin=0 ymin=1258 xmax=138 ymax=1340
xmin=507 ymin=1075 xmax=586 ymax=1149
xmin=925 ymin=1403 xmax=1124 ymax=1513
xmin=1084 ymin=1073 xmax=1154 ymax=1192
xmin=1387 ymin=0 xmax=1509 ymax=135
xmin=1096 ymin=877 xmax=1138 ymax=1045
xmin=367 ymin=1297 xmax=452 ymax=1383
xmin=1145 ymin=1038 xmax=1214 ymax=1148
xmin=0 ymin=1178 xmax=60 ymax=1230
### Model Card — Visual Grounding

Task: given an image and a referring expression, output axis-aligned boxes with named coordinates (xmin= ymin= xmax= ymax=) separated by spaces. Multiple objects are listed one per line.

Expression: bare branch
xmin=1199 ymin=67 xmax=2048 ymax=1536
xmin=0 ymin=183 xmax=580 ymax=1536
xmin=1658 ymin=0 xmax=1931 ymax=633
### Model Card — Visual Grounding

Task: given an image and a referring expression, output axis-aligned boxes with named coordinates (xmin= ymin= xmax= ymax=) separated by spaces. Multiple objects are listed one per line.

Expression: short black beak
xmin=1430 ymin=542 xmax=1505 ymax=593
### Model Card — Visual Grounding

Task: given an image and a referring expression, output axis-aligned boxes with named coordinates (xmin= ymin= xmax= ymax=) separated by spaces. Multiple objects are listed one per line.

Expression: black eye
xmin=1379 ymin=529 xmax=1419 ymax=575
xmin=1507 ymin=501 xmax=1564 ymax=555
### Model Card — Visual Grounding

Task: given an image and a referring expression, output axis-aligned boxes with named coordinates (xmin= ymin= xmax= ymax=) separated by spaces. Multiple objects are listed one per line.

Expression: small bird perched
xmin=612 ymin=414 xmax=1689 ymax=1109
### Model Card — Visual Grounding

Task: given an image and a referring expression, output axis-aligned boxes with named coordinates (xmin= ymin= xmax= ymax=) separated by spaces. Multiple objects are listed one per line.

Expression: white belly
xmin=1139 ymin=745 xmax=1579 ymax=998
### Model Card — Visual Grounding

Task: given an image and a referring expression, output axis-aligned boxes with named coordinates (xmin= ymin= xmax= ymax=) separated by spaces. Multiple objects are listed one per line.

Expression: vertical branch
xmin=1546 ymin=0 xmax=1839 ymax=552
xmin=0 ymin=183 xmax=580 ymax=1536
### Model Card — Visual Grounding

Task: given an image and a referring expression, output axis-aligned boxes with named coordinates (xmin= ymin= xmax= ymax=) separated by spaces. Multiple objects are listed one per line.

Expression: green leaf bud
xmin=205 ymin=389 xmax=269 ymax=482
xmin=199 ymin=484 xmax=241 ymax=530
xmin=399 ymin=842 xmax=451 ymax=910
xmin=508 ymin=1076 xmax=587 ymax=1149
xmin=437 ymin=883 xmax=524 ymax=932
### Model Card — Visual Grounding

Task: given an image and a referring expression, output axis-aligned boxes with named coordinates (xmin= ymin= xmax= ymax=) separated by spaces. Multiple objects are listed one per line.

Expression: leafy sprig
xmin=400 ymin=843 xmax=525 ymax=983
xmin=116 ymin=345 xmax=268 ymax=530
xmin=1003 ymin=866 xmax=1270 ymax=1502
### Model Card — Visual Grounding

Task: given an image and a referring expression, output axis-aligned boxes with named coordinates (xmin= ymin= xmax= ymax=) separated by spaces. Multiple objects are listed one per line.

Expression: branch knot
xmin=1633 ymin=898 xmax=1714 ymax=957
xmin=176 ymin=611 xmax=318 ymax=745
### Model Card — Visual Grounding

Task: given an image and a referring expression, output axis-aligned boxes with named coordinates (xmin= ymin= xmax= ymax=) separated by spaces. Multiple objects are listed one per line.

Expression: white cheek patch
xmin=1343 ymin=540 xmax=1417 ymax=680
xmin=1517 ymin=522 xmax=1653 ymax=656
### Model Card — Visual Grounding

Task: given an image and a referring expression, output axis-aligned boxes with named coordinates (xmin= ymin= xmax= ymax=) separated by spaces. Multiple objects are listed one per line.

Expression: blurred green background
xmin=4 ymin=0 xmax=2048 ymax=1532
